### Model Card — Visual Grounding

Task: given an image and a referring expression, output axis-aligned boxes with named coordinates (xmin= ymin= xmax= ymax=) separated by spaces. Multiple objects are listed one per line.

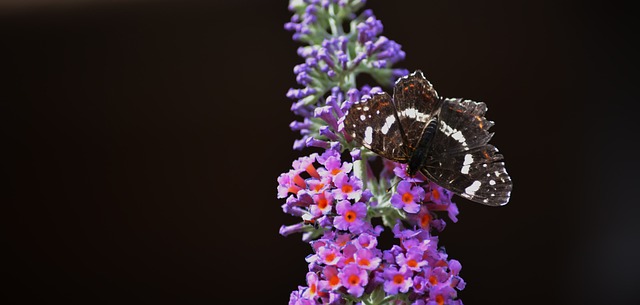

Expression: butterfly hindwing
xmin=343 ymin=92 xmax=408 ymax=161
xmin=424 ymin=98 xmax=512 ymax=206
xmin=422 ymin=145 xmax=511 ymax=206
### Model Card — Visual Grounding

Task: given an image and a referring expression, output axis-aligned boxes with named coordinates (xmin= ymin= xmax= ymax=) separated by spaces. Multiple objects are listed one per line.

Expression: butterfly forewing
xmin=424 ymin=98 xmax=512 ymax=206
xmin=392 ymin=71 xmax=442 ymax=148
xmin=428 ymin=98 xmax=494 ymax=155
xmin=344 ymin=92 xmax=408 ymax=161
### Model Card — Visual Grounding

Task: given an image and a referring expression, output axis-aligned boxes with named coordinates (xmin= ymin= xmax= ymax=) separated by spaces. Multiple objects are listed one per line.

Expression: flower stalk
xmin=279 ymin=1 xmax=465 ymax=304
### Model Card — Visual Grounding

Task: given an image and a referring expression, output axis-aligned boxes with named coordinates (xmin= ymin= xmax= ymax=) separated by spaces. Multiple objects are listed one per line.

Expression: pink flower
xmin=383 ymin=266 xmax=413 ymax=295
xmin=391 ymin=181 xmax=425 ymax=213
xmin=339 ymin=264 xmax=369 ymax=297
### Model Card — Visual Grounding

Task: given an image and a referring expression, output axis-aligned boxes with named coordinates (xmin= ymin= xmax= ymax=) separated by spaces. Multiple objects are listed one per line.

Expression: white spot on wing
xmin=360 ymin=115 xmax=366 ymax=121
xmin=439 ymin=121 xmax=468 ymax=148
xmin=381 ymin=115 xmax=396 ymax=135
xmin=463 ymin=154 xmax=473 ymax=165
xmin=461 ymin=154 xmax=473 ymax=174
xmin=364 ymin=126 xmax=373 ymax=145
xmin=489 ymin=180 xmax=496 ymax=185
xmin=400 ymin=108 xmax=429 ymax=122
xmin=465 ymin=180 xmax=481 ymax=196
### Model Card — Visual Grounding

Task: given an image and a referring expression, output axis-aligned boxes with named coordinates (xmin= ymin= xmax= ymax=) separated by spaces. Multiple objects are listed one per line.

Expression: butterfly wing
xmin=392 ymin=70 xmax=442 ymax=149
xmin=423 ymin=98 xmax=512 ymax=206
xmin=343 ymin=92 xmax=408 ymax=161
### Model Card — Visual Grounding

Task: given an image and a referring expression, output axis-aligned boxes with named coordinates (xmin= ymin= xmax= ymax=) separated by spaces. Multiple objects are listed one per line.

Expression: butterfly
xmin=343 ymin=70 xmax=512 ymax=206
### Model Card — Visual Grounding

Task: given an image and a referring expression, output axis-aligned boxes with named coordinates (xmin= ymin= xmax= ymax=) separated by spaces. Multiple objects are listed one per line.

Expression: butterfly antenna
xmin=386 ymin=178 xmax=401 ymax=193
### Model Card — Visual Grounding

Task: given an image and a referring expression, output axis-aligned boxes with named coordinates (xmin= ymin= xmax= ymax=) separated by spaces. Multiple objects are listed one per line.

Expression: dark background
xmin=3 ymin=0 xmax=639 ymax=304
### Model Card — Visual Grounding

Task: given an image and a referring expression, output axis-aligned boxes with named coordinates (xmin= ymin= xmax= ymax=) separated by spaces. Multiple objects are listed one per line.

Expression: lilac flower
xmin=393 ymin=162 xmax=427 ymax=183
xmin=302 ymin=272 xmax=320 ymax=300
xmin=306 ymin=176 xmax=331 ymax=195
xmin=412 ymin=275 xmax=429 ymax=294
xmin=332 ymin=172 xmax=362 ymax=201
xmin=425 ymin=181 xmax=453 ymax=205
xmin=396 ymin=248 xmax=428 ymax=272
xmin=391 ymin=181 xmax=425 ymax=213
xmin=334 ymin=200 xmax=366 ymax=232
xmin=319 ymin=265 xmax=341 ymax=291
xmin=310 ymin=191 xmax=334 ymax=216
xmin=383 ymin=266 xmax=413 ymax=295
xmin=321 ymin=155 xmax=353 ymax=177
xmin=317 ymin=245 xmax=341 ymax=266
xmin=340 ymin=264 xmax=369 ymax=297
xmin=277 ymin=169 xmax=305 ymax=198
xmin=355 ymin=232 xmax=377 ymax=249
xmin=354 ymin=248 xmax=381 ymax=270
xmin=428 ymin=284 xmax=457 ymax=305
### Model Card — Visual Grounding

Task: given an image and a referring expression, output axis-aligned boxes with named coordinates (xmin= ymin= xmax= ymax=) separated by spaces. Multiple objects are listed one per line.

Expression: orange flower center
xmin=358 ymin=258 xmax=370 ymax=267
xmin=429 ymin=275 xmax=438 ymax=285
xmin=348 ymin=274 xmax=360 ymax=286
xmin=310 ymin=283 xmax=316 ymax=294
xmin=317 ymin=197 xmax=328 ymax=209
xmin=344 ymin=257 xmax=355 ymax=265
xmin=421 ymin=213 xmax=432 ymax=228
xmin=345 ymin=210 xmax=357 ymax=222
xmin=407 ymin=259 xmax=418 ymax=268
xmin=331 ymin=168 xmax=341 ymax=175
xmin=313 ymin=183 xmax=325 ymax=192
xmin=329 ymin=275 xmax=340 ymax=287
xmin=393 ymin=274 xmax=404 ymax=284
xmin=325 ymin=253 xmax=336 ymax=263
xmin=432 ymin=188 xmax=440 ymax=200
xmin=341 ymin=184 xmax=353 ymax=194
xmin=436 ymin=294 xmax=445 ymax=305
xmin=402 ymin=192 xmax=414 ymax=203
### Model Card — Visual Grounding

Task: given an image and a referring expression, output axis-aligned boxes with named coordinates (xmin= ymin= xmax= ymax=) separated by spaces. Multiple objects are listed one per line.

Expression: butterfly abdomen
xmin=407 ymin=119 xmax=438 ymax=175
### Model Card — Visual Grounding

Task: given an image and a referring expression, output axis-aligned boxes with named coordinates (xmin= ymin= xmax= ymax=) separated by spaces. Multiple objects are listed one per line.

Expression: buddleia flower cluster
xmin=279 ymin=1 xmax=465 ymax=304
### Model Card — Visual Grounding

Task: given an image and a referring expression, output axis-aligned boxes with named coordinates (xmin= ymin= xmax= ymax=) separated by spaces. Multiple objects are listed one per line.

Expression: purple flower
xmin=354 ymin=248 xmax=381 ymax=270
xmin=383 ymin=266 xmax=413 ymax=295
xmin=355 ymin=233 xmax=377 ymax=249
xmin=277 ymin=169 xmax=306 ymax=198
xmin=357 ymin=16 xmax=383 ymax=44
xmin=302 ymin=272 xmax=320 ymax=300
xmin=310 ymin=191 xmax=334 ymax=216
xmin=339 ymin=264 xmax=369 ymax=297
xmin=428 ymin=284 xmax=457 ymax=305
xmin=320 ymin=155 xmax=353 ymax=178
xmin=317 ymin=245 xmax=341 ymax=266
xmin=393 ymin=163 xmax=427 ymax=183
xmin=279 ymin=223 xmax=306 ymax=237
xmin=412 ymin=275 xmax=429 ymax=294
xmin=396 ymin=248 xmax=428 ymax=272
xmin=334 ymin=200 xmax=367 ymax=233
xmin=391 ymin=181 xmax=425 ymax=213
xmin=319 ymin=265 xmax=341 ymax=291
xmin=332 ymin=172 xmax=362 ymax=201
xmin=425 ymin=181 xmax=453 ymax=205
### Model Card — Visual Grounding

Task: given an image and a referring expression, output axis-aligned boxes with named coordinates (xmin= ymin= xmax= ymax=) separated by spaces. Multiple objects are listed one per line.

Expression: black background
xmin=3 ymin=0 xmax=639 ymax=304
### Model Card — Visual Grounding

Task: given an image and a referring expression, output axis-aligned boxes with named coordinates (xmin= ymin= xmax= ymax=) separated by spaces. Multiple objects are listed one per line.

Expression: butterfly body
xmin=343 ymin=70 xmax=512 ymax=206
xmin=406 ymin=119 xmax=438 ymax=176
